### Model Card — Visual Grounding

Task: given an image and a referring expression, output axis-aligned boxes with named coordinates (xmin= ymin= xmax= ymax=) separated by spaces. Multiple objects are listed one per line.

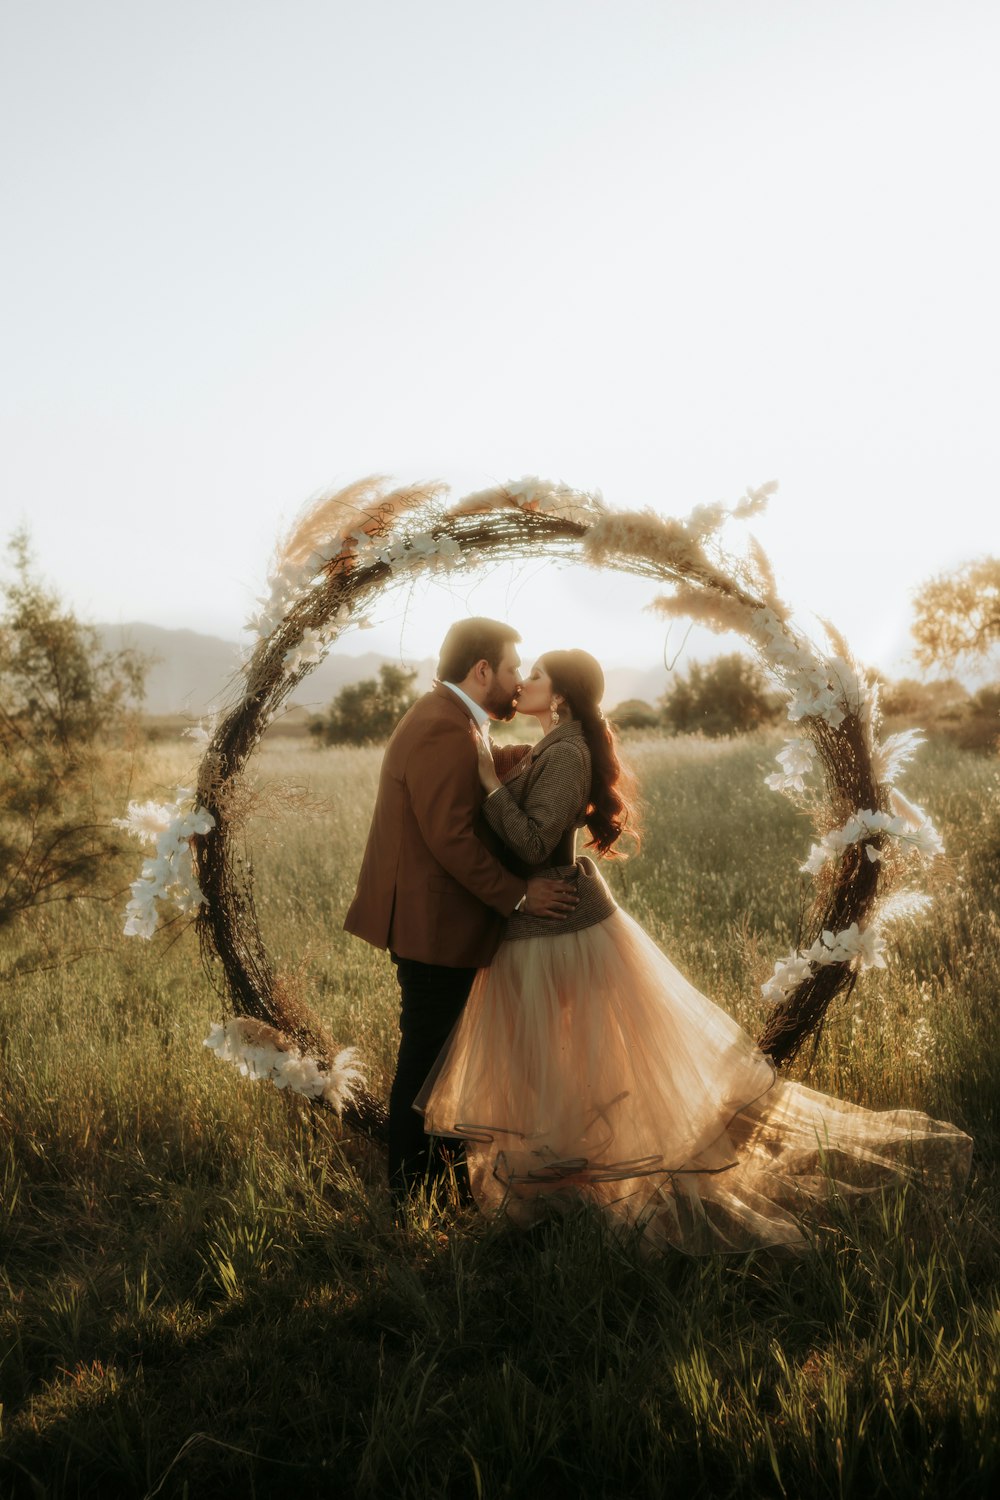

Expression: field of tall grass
xmin=1 ymin=733 xmax=998 ymax=1497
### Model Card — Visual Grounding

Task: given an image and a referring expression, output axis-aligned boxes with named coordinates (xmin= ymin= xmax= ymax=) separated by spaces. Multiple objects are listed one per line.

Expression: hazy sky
xmin=2 ymin=0 xmax=997 ymax=681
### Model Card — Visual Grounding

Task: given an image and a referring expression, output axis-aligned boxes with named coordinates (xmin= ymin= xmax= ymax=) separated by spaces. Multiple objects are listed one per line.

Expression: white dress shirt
xmin=441 ymin=681 xmax=491 ymax=739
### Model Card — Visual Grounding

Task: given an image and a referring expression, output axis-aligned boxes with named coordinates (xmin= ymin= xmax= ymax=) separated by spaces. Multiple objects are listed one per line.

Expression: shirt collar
xmin=441 ymin=681 xmax=491 ymax=736
xmin=530 ymin=718 xmax=586 ymax=758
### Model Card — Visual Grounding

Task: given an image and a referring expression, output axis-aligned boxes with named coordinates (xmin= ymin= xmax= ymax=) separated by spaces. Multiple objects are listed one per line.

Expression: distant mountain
xmin=95 ymin=623 xmax=671 ymax=718
xmin=95 ymin=623 xmax=435 ymax=717
xmin=602 ymin=663 xmax=672 ymax=709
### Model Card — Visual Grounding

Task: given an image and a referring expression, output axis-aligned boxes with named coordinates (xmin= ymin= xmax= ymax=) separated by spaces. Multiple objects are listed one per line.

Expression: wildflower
xmin=764 ymin=737 xmax=816 ymax=795
xmin=118 ymin=791 xmax=215 ymax=939
xmin=761 ymin=951 xmax=814 ymax=1004
xmin=283 ymin=626 xmax=326 ymax=675
xmin=762 ymin=917 xmax=887 ymax=1003
xmin=204 ymin=1019 xmax=365 ymax=1113
xmin=800 ymin=805 xmax=942 ymax=875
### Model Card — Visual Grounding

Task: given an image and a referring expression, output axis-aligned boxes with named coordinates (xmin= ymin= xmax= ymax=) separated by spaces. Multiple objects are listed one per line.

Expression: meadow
xmin=1 ymin=732 xmax=998 ymax=1497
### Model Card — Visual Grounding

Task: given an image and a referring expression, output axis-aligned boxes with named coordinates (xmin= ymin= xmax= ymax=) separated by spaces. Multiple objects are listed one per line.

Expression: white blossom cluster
xmin=765 ymin=726 xmax=928 ymax=805
xmin=248 ymin=525 xmax=386 ymax=641
xmin=274 ymin=533 xmax=465 ymax=679
xmin=759 ymin=727 xmax=943 ymax=1007
xmin=763 ymin=737 xmax=817 ymax=794
xmin=761 ymin=921 xmax=888 ymax=1005
xmin=800 ymin=804 xmax=944 ymax=877
xmin=204 ymin=1019 xmax=364 ymax=1113
xmin=255 ymin=529 xmax=465 ymax=668
xmin=279 ymin=606 xmax=362 ymax=677
xmin=116 ymin=791 xmax=215 ymax=939
xmin=248 ymin=546 xmax=345 ymax=640
xmin=375 ymin=529 xmax=463 ymax=574
xmin=751 ymin=608 xmax=866 ymax=729
xmin=753 ymin=605 xmax=944 ymax=1007
xmin=282 ymin=624 xmax=326 ymax=675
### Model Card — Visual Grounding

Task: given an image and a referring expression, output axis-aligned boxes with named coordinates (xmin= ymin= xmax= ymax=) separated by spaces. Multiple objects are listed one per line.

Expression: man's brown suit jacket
xmin=343 ymin=684 xmax=528 ymax=967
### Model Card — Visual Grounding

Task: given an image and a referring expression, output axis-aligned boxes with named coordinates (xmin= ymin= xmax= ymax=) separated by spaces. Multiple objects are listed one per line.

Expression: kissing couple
xmin=345 ymin=618 xmax=970 ymax=1255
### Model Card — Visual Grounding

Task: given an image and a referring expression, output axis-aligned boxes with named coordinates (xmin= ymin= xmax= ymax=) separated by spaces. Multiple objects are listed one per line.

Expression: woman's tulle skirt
xmin=416 ymin=911 xmax=972 ymax=1254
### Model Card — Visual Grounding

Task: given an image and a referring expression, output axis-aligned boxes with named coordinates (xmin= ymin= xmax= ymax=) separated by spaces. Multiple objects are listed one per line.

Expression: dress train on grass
xmin=417 ymin=908 xmax=972 ymax=1255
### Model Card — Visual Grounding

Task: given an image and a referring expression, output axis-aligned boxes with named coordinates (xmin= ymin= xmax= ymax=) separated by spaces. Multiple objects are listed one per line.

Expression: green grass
xmin=1 ymin=733 xmax=998 ymax=1497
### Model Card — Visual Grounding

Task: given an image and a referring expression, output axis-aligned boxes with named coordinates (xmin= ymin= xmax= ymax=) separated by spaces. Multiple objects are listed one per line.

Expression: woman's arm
xmin=405 ymin=718 xmax=527 ymax=914
xmin=481 ymin=742 xmax=590 ymax=865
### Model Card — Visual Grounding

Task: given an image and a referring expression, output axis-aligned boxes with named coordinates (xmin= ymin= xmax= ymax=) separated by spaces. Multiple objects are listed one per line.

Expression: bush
xmin=660 ymin=653 xmax=781 ymax=737
xmin=881 ymin=676 xmax=969 ymax=721
xmin=953 ymin=684 xmax=1000 ymax=753
xmin=310 ymin=663 xmax=419 ymax=746
xmin=878 ymin=675 xmax=999 ymax=753
xmin=609 ymin=698 xmax=661 ymax=732
xmin=0 ymin=531 xmax=147 ymax=938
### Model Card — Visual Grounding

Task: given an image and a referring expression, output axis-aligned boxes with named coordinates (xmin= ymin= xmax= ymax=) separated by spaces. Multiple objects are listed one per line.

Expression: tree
xmin=0 ymin=530 xmax=147 ymax=937
xmin=311 ymin=663 xmax=419 ymax=745
xmin=660 ymin=653 xmax=781 ymax=737
xmin=954 ymin=683 xmax=1000 ymax=753
xmin=609 ymin=698 xmax=661 ymax=732
xmin=880 ymin=676 xmax=968 ymax=722
xmin=912 ymin=557 xmax=1000 ymax=668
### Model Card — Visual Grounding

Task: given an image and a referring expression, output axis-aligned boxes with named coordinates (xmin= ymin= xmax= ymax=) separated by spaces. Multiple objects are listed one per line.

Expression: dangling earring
xmin=549 ymin=697 xmax=561 ymax=726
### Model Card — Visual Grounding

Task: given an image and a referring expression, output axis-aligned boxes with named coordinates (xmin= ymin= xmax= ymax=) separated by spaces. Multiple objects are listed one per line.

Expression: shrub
xmin=660 ymin=653 xmax=781 ymax=737
xmin=310 ymin=663 xmax=419 ymax=746
xmin=0 ymin=531 xmax=147 ymax=939
xmin=609 ymin=698 xmax=661 ymax=732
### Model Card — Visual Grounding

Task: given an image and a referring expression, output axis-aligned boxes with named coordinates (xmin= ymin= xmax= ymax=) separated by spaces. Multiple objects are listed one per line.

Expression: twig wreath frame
xmin=120 ymin=477 xmax=943 ymax=1139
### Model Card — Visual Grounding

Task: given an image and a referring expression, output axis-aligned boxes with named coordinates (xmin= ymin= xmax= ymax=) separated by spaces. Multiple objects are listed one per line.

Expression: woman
xmin=417 ymin=651 xmax=972 ymax=1254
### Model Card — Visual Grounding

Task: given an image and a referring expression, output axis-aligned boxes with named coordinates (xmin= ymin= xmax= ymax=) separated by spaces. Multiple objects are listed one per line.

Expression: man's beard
xmin=485 ymin=683 xmax=520 ymax=722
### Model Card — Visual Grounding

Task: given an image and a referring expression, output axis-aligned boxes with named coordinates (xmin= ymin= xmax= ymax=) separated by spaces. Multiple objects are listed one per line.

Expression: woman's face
xmin=516 ymin=660 xmax=556 ymax=716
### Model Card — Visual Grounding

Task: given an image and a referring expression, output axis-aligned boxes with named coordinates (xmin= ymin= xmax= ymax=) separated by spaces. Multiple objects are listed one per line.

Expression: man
xmin=344 ymin=617 xmax=578 ymax=1200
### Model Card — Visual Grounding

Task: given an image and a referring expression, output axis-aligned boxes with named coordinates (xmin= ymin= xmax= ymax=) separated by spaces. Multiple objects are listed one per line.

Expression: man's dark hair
xmin=437 ymin=618 xmax=521 ymax=683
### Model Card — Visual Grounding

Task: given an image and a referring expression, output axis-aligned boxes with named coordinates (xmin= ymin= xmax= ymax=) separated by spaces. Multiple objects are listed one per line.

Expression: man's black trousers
xmin=388 ymin=954 xmax=477 ymax=1201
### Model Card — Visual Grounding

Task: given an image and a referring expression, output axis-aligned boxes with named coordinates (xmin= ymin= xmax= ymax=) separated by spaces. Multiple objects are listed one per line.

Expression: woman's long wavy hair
xmin=540 ymin=650 xmax=639 ymax=857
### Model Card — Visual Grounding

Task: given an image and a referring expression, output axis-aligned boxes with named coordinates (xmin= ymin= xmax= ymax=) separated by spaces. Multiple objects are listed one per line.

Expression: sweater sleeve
xmin=481 ymin=741 xmax=590 ymax=865
xmin=490 ymin=743 xmax=533 ymax=783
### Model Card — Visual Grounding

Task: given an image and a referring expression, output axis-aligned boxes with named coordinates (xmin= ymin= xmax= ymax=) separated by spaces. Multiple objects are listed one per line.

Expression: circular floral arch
xmin=121 ymin=478 xmax=943 ymax=1139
